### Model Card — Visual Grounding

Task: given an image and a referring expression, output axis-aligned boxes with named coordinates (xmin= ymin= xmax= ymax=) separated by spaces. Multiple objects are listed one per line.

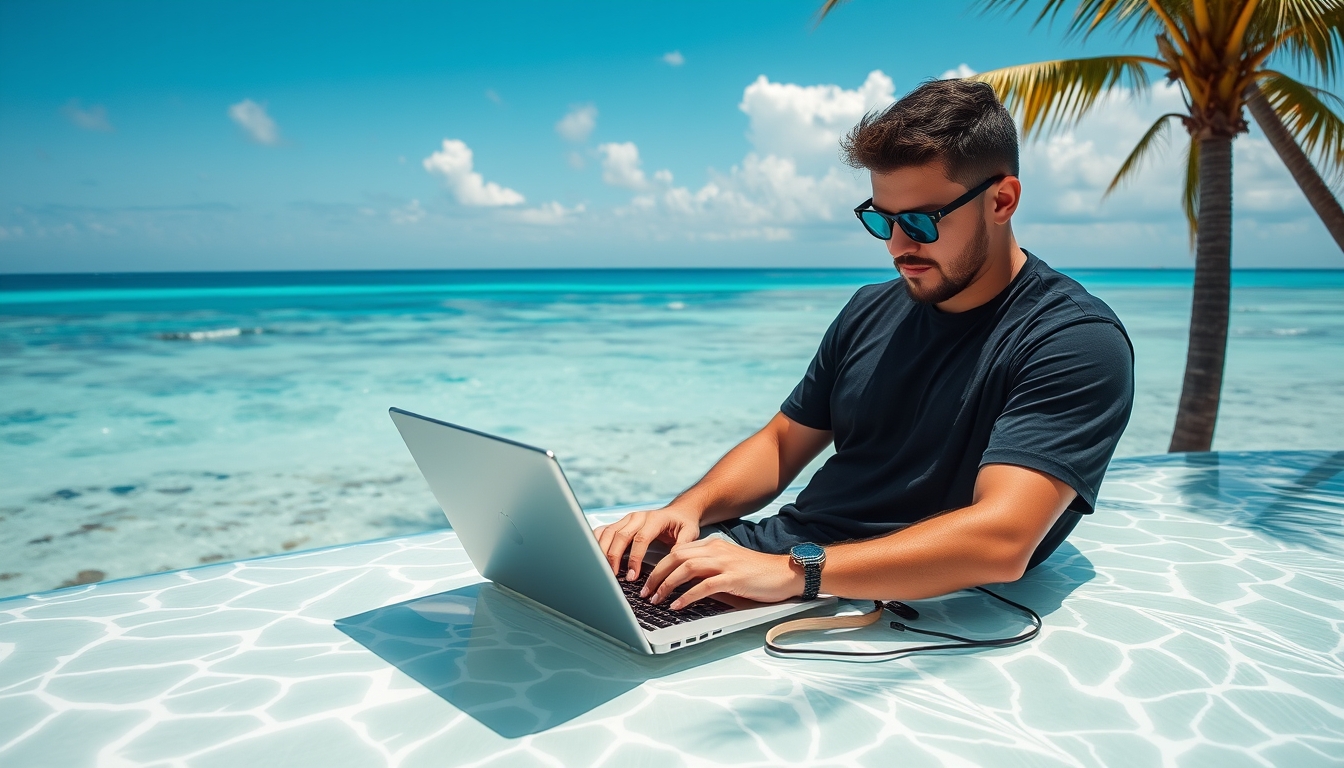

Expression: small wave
xmin=1233 ymin=327 xmax=1314 ymax=338
xmin=157 ymin=327 xmax=263 ymax=341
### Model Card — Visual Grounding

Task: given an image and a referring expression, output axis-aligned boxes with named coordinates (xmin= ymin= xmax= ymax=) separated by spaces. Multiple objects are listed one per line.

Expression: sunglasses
xmin=854 ymin=175 xmax=1006 ymax=243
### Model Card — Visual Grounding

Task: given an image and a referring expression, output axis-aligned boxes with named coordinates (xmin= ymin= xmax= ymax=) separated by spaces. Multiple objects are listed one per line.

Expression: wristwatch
xmin=789 ymin=542 xmax=826 ymax=600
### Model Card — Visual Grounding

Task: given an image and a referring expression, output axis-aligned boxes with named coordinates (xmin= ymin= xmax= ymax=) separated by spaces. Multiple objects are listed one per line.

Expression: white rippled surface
xmin=1 ymin=451 xmax=1342 ymax=767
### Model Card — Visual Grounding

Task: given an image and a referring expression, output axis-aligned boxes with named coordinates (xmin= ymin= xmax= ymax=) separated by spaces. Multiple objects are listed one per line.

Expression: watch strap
xmin=790 ymin=543 xmax=825 ymax=600
xmin=802 ymin=561 xmax=822 ymax=600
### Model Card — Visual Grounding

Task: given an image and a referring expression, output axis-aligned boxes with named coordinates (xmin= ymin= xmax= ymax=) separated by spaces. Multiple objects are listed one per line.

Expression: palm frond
xmin=1106 ymin=113 xmax=1185 ymax=196
xmin=1257 ymin=69 xmax=1344 ymax=181
xmin=814 ymin=0 xmax=849 ymax=24
xmin=1262 ymin=0 xmax=1339 ymax=42
xmin=973 ymin=0 xmax=1164 ymax=42
xmin=971 ymin=56 xmax=1158 ymax=136
xmin=1183 ymin=138 xmax=1201 ymax=243
xmin=1271 ymin=2 xmax=1344 ymax=85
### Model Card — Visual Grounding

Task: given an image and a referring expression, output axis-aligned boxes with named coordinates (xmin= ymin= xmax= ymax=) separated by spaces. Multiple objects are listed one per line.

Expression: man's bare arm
xmin=594 ymin=412 xmax=832 ymax=579
xmin=646 ymin=463 xmax=1078 ymax=608
xmin=816 ymin=464 xmax=1076 ymax=600
xmin=676 ymin=412 xmax=833 ymax=526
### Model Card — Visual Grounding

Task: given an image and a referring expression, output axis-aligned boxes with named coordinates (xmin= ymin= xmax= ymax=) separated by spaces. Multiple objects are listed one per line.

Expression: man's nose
xmin=885 ymin=228 xmax=922 ymax=258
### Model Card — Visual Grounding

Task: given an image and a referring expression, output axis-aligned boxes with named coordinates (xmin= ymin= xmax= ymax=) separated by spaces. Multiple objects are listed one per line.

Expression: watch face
xmin=792 ymin=542 xmax=825 ymax=562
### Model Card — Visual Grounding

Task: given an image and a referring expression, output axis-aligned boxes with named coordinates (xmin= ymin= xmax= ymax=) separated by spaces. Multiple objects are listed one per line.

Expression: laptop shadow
xmin=334 ymin=582 xmax=773 ymax=738
xmin=335 ymin=546 xmax=1093 ymax=738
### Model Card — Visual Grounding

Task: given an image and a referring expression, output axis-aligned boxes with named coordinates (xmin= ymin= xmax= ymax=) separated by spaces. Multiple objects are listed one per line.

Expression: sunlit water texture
xmin=1 ymin=268 xmax=1341 ymax=597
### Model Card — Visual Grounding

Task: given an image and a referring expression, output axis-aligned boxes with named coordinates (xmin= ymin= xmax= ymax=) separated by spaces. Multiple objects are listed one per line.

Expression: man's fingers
xmin=649 ymin=560 xmax=701 ymax=605
xmin=596 ymin=523 xmax=622 ymax=572
xmin=595 ymin=523 xmax=615 ymax=554
xmin=670 ymin=576 xmax=726 ymax=611
xmin=640 ymin=548 xmax=684 ymax=599
xmin=625 ymin=530 xmax=657 ymax=581
xmin=601 ymin=517 xmax=640 ymax=574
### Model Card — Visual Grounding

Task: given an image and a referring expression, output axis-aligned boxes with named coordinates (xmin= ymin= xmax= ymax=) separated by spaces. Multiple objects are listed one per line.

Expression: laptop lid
xmin=388 ymin=408 xmax=650 ymax=653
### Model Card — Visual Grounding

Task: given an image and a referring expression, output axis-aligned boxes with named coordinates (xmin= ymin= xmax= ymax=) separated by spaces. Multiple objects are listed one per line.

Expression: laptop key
xmin=619 ymin=569 xmax=735 ymax=631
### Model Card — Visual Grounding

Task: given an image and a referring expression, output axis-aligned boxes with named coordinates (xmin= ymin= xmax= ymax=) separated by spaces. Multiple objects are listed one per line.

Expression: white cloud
xmin=390 ymin=199 xmax=425 ymax=225
xmin=556 ymin=104 xmax=598 ymax=143
xmin=1018 ymin=82 xmax=1200 ymax=223
xmin=1007 ymin=78 xmax=1321 ymax=265
xmin=602 ymin=71 xmax=886 ymax=240
xmin=515 ymin=201 xmax=586 ymax=225
xmin=228 ymin=99 xmax=280 ymax=145
xmin=61 ymin=99 xmax=113 ymax=132
xmin=599 ymin=142 xmax=663 ymax=190
xmin=485 ymin=89 xmax=503 ymax=106
xmin=940 ymin=63 xmax=977 ymax=80
xmin=422 ymin=139 xmax=525 ymax=207
xmin=663 ymin=51 xmax=685 ymax=67
xmin=600 ymin=69 xmax=1260 ymax=245
xmin=626 ymin=153 xmax=860 ymax=233
xmin=739 ymin=70 xmax=895 ymax=173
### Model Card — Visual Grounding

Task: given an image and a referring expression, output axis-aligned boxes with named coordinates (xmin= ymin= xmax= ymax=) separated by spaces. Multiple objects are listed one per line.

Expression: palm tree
xmin=1245 ymin=80 xmax=1344 ymax=251
xmin=819 ymin=0 xmax=1344 ymax=452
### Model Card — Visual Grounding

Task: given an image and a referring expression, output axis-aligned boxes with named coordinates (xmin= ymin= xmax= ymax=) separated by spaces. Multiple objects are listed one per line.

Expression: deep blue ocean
xmin=2 ymin=267 xmax=1342 ymax=597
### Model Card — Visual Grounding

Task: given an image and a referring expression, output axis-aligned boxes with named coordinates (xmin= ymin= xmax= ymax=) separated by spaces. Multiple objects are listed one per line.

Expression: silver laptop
xmin=389 ymin=407 xmax=833 ymax=655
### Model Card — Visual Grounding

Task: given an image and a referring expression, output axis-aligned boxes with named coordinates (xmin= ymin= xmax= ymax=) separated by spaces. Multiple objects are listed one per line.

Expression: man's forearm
xmin=673 ymin=413 xmax=831 ymax=526
xmin=672 ymin=427 xmax=793 ymax=526
xmin=820 ymin=505 xmax=1033 ymax=600
xmin=819 ymin=465 xmax=1074 ymax=600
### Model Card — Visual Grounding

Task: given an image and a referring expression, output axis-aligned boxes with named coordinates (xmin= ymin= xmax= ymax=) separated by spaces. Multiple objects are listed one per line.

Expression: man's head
xmin=842 ymin=79 xmax=1022 ymax=306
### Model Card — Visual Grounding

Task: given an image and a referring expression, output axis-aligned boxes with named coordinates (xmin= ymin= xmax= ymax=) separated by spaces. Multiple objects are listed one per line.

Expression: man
xmin=595 ymin=79 xmax=1134 ymax=611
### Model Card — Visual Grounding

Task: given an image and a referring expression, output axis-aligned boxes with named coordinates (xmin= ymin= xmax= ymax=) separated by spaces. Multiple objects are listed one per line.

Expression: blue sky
xmin=1 ymin=0 xmax=1340 ymax=272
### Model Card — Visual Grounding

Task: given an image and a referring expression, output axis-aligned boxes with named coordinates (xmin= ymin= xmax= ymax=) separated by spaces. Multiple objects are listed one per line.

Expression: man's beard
xmin=897 ymin=216 xmax=989 ymax=305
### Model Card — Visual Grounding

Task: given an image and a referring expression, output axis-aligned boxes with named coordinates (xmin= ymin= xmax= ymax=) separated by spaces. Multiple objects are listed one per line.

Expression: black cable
xmin=766 ymin=586 xmax=1042 ymax=662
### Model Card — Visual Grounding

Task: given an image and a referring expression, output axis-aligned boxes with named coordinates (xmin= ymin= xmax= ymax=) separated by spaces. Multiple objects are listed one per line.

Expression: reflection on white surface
xmin=0 ymin=451 xmax=1342 ymax=766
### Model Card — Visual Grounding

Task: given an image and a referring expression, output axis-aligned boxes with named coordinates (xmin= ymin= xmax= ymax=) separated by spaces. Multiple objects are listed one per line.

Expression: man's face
xmin=869 ymin=164 xmax=992 ymax=305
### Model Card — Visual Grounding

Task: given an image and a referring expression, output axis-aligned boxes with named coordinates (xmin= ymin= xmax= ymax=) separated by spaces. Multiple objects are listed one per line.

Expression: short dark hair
xmin=840 ymin=79 xmax=1019 ymax=186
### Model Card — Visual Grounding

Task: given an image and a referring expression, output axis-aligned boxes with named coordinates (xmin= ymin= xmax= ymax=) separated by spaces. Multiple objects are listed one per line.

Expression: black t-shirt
xmin=724 ymin=251 xmax=1134 ymax=567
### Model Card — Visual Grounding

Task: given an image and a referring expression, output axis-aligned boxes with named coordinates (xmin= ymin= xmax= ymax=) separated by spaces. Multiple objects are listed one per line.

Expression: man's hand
xmin=592 ymin=412 xmax=831 ymax=583
xmin=593 ymin=505 xmax=701 ymax=581
xmin=640 ymin=537 xmax=804 ymax=610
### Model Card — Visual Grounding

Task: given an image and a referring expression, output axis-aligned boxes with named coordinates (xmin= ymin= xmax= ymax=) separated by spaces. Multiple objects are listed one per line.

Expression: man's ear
xmin=990 ymin=176 xmax=1022 ymax=224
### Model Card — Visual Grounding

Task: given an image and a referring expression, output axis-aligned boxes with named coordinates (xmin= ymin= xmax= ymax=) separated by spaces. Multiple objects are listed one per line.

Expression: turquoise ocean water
xmin=2 ymin=267 xmax=1342 ymax=598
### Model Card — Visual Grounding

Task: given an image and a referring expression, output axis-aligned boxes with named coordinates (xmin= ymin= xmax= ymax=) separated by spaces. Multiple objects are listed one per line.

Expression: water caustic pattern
xmin=0 ymin=451 xmax=1341 ymax=767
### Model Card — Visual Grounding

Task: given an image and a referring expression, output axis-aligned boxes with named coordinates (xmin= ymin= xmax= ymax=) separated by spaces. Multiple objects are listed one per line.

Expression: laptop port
xmin=670 ymin=641 xmax=681 ymax=649
xmin=699 ymin=633 xmax=708 ymax=640
xmin=686 ymin=637 xmax=696 ymax=643
xmin=712 ymin=629 xmax=721 ymax=635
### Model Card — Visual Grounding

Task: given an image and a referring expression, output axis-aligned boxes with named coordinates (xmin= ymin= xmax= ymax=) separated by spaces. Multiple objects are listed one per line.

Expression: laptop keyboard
xmin=618 ymin=572 xmax=732 ymax=631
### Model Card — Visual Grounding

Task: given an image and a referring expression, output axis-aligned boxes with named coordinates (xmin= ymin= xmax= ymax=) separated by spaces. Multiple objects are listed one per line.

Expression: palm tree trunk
xmin=1170 ymin=136 xmax=1233 ymax=453
xmin=1244 ymin=83 xmax=1344 ymax=253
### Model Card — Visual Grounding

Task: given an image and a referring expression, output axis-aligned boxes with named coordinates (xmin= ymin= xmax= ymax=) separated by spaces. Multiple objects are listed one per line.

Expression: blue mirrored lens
xmin=859 ymin=211 xmax=892 ymax=239
xmin=897 ymin=213 xmax=939 ymax=243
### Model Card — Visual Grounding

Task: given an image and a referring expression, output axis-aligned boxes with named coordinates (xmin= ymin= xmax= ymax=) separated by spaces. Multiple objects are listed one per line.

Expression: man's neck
xmin=935 ymin=237 xmax=1028 ymax=314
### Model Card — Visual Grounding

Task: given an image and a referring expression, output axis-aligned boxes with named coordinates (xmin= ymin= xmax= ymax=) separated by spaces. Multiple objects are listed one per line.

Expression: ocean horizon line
xmin=5 ymin=264 xmax=1344 ymax=280
xmin=4 ymin=265 xmax=1343 ymax=306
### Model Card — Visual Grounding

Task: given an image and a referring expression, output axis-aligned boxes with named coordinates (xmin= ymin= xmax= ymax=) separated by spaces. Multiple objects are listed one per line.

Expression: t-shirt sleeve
xmin=780 ymin=304 xmax=848 ymax=431
xmin=980 ymin=320 xmax=1134 ymax=512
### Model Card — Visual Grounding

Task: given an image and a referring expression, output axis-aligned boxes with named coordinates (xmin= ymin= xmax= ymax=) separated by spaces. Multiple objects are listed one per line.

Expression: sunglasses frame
xmin=854 ymin=174 xmax=1007 ymax=244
